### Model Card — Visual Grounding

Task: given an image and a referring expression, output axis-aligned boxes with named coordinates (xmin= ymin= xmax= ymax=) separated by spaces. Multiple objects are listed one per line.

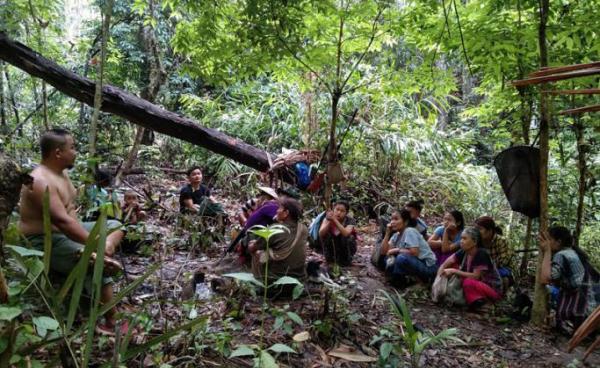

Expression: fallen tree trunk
xmin=0 ymin=32 xmax=274 ymax=172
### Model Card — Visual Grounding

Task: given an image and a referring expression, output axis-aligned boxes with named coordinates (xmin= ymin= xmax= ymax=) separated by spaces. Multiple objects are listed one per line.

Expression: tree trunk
xmin=301 ymin=72 xmax=317 ymax=148
xmin=0 ymin=154 xmax=30 ymax=262
xmin=531 ymin=0 xmax=550 ymax=326
xmin=115 ymin=3 xmax=167 ymax=185
xmin=89 ymin=0 xmax=114 ymax=158
xmin=0 ymin=32 xmax=277 ymax=173
xmin=517 ymin=85 xmax=533 ymax=279
xmin=0 ymin=61 xmax=6 ymax=132
xmin=574 ymin=120 xmax=586 ymax=246
xmin=3 ymin=66 xmax=21 ymax=136
xmin=520 ymin=217 xmax=533 ymax=277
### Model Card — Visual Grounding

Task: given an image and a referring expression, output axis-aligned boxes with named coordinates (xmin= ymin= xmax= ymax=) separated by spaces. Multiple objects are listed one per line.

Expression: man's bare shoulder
xmin=29 ymin=166 xmax=54 ymax=191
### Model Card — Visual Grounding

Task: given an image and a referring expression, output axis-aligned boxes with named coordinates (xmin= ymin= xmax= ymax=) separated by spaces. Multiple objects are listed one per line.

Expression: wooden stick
xmin=528 ymin=61 xmax=600 ymax=77
xmin=558 ymin=104 xmax=600 ymax=115
xmin=512 ymin=68 xmax=600 ymax=87
xmin=543 ymin=88 xmax=600 ymax=95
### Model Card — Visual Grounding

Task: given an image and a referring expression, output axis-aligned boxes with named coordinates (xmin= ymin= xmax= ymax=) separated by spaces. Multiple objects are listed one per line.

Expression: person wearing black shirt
xmin=179 ymin=166 xmax=225 ymax=217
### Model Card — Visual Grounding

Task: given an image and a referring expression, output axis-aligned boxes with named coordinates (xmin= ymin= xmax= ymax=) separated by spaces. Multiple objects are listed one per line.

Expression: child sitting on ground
xmin=122 ymin=190 xmax=147 ymax=225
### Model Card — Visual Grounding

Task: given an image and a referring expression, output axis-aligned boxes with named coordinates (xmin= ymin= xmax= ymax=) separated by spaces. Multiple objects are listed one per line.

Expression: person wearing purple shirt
xmin=244 ymin=199 xmax=278 ymax=230
xmin=234 ymin=187 xmax=279 ymax=264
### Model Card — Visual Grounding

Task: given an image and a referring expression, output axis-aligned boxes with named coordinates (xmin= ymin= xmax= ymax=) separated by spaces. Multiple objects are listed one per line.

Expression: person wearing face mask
xmin=437 ymin=226 xmax=503 ymax=309
xmin=179 ymin=166 xmax=225 ymax=217
xmin=318 ymin=200 xmax=357 ymax=266
xmin=428 ymin=210 xmax=465 ymax=266
xmin=380 ymin=209 xmax=437 ymax=287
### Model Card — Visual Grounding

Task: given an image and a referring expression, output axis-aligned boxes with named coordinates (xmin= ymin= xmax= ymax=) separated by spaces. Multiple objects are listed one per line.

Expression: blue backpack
xmin=308 ymin=211 xmax=326 ymax=248
xmin=294 ymin=162 xmax=311 ymax=189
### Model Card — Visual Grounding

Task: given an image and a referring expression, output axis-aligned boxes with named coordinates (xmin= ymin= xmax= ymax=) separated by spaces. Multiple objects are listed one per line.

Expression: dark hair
xmin=548 ymin=225 xmax=594 ymax=267
xmin=94 ymin=169 xmax=112 ymax=187
xmin=186 ymin=166 xmax=202 ymax=177
xmin=405 ymin=199 xmax=424 ymax=212
xmin=475 ymin=216 xmax=503 ymax=235
xmin=449 ymin=210 xmax=465 ymax=230
xmin=40 ymin=128 xmax=71 ymax=158
xmin=548 ymin=226 xmax=573 ymax=249
xmin=395 ymin=208 xmax=417 ymax=228
xmin=279 ymin=197 xmax=303 ymax=222
xmin=334 ymin=200 xmax=350 ymax=212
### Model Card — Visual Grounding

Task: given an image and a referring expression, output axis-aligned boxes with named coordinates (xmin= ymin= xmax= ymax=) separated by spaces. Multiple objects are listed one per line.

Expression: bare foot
xmin=85 ymin=252 xmax=123 ymax=276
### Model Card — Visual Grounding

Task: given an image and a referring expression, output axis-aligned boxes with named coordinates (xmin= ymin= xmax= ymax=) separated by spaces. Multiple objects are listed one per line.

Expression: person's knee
xmin=106 ymin=219 xmax=123 ymax=232
xmin=395 ymin=254 xmax=410 ymax=265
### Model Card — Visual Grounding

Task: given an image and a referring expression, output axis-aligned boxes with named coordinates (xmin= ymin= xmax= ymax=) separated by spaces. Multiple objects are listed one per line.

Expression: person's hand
xmin=539 ymin=232 xmax=552 ymax=252
xmin=442 ymin=268 xmax=457 ymax=277
xmin=325 ymin=210 xmax=335 ymax=221
xmin=387 ymin=248 xmax=400 ymax=256
xmin=385 ymin=222 xmax=393 ymax=235
xmin=446 ymin=221 xmax=457 ymax=231
xmin=248 ymin=240 xmax=257 ymax=253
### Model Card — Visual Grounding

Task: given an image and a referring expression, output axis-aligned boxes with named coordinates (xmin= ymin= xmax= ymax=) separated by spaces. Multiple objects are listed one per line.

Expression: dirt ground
xmin=111 ymin=177 xmax=600 ymax=367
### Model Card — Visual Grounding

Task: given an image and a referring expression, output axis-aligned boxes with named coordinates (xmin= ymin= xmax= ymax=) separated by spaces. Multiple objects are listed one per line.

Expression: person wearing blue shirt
xmin=380 ymin=209 xmax=438 ymax=287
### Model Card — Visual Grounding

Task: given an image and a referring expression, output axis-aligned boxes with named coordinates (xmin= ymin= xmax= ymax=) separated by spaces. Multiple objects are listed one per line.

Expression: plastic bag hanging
xmin=493 ymin=145 xmax=541 ymax=218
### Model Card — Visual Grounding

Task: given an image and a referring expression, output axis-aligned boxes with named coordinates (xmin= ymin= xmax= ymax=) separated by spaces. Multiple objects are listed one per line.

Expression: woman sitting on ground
xmin=380 ymin=209 xmax=437 ymax=287
xmin=179 ymin=166 xmax=225 ymax=217
xmin=428 ymin=210 xmax=464 ymax=266
xmin=437 ymin=226 xmax=503 ymax=309
xmin=318 ymin=200 xmax=357 ymax=267
xmin=539 ymin=226 xmax=600 ymax=330
xmin=475 ymin=216 xmax=514 ymax=286
xmin=405 ymin=200 xmax=428 ymax=239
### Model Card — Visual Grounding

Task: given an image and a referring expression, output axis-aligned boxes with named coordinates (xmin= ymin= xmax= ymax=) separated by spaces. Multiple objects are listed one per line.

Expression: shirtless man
xmin=19 ymin=128 xmax=124 ymax=334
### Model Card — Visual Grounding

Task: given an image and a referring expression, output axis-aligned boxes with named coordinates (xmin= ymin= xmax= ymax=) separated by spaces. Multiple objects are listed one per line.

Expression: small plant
xmin=380 ymin=289 xmax=463 ymax=368
xmin=223 ymin=224 xmax=303 ymax=367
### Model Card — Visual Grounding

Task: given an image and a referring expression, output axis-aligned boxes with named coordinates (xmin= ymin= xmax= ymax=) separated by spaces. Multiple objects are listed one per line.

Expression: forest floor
xmin=106 ymin=175 xmax=600 ymax=368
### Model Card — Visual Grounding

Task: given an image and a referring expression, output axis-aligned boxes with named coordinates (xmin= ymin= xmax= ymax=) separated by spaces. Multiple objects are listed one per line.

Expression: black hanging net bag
xmin=493 ymin=145 xmax=540 ymax=218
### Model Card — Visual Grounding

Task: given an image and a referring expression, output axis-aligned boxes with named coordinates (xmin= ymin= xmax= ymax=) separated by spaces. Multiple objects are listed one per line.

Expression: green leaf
xmin=379 ymin=342 xmax=393 ymax=360
xmin=286 ymin=311 xmax=303 ymax=326
xmin=33 ymin=316 xmax=59 ymax=337
xmin=223 ymin=272 xmax=265 ymax=287
xmin=256 ymin=350 xmax=279 ymax=368
xmin=229 ymin=345 xmax=255 ymax=358
xmin=292 ymin=284 xmax=304 ymax=300
xmin=5 ymin=245 xmax=43 ymax=258
xmin=0 ymin=337 xmax=7 ymax=354
xmin=268 ymin=343 xmax=296 ymax=354
xmin=0 ymin=306 xmax=22 ymax=321
xmin=271 ymin=276 xmax=302 ymax=286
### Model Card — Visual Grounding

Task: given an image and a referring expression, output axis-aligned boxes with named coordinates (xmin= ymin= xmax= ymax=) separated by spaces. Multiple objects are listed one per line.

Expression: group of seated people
xmin=20 ymin=128 xmax=599 ymax=336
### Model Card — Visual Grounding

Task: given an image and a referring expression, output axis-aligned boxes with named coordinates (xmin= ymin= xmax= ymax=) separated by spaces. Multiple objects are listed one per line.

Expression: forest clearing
xmin=0 ymin=0 xmax=599 ymax=367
